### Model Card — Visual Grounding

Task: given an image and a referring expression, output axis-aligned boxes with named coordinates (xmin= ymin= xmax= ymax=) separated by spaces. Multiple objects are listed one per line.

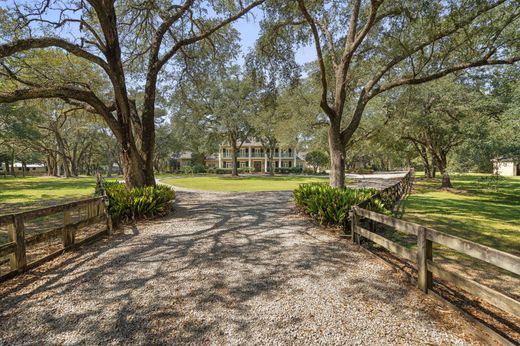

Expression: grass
xmin=0 ymin=176 xmax=103 ymax=215
xmin=402 ymin=174 xmax=520 ymax=256
xmin=161 ymin=175 xmax=331 ymax=192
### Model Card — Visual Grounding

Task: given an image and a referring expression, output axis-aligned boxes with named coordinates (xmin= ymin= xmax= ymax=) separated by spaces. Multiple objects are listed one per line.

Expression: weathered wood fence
xmin=0 ymin=196 xmax=113 ymax=281
xmin=349 ymin=171 xmax=520 ymax=321
xmin=355 ymin=169 xmax=414 ymax=212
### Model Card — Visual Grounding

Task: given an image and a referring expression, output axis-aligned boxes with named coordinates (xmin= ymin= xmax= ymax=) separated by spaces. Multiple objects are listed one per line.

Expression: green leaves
xmin=103 ymin=182 xmax=175 ymax=222
xmin=294 ymin=183 xmax=379 ymax=225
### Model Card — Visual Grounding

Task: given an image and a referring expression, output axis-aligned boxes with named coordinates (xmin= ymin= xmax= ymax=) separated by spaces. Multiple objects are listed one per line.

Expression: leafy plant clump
xmin=294 ymin=183 xmax=382 ymax=225
xmin=102 ymin=182 xmax=175 ymax=222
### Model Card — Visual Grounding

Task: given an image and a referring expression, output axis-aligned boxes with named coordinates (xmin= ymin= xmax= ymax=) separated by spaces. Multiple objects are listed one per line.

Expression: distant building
xmin=492 ymin=157 xmax=519 ymax=176
xmin=218 ymin=140 xmax=305 ymax=172
xmin=170 ymin=152 xmax=194 ymax=171
xmin=0 ymin=162 xmax=47 ymax=175
xmin=171 ymin=140 xmax=305 ymax=173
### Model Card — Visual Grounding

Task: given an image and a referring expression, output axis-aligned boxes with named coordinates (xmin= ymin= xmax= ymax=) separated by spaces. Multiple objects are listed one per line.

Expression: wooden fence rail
xmin=0 ymin=196 xmax=113 ymax=281
xmin=350 ymin=189 xmax=520 ymax=320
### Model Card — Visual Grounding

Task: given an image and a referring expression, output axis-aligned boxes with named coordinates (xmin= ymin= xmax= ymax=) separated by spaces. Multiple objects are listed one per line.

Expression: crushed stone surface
xmin=0 ymin=190 xmax=480 ymax=345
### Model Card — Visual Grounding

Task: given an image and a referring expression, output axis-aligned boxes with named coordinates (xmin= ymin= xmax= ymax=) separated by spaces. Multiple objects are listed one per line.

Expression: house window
xmin=240 ymin=161 xmax=248 ymax=168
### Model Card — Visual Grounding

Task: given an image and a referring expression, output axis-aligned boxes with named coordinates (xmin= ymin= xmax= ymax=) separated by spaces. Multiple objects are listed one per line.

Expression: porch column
xmin=293 ymin=148 xmax=297 ymax=167
xmin=218 ymin=148 xmax=222 ymax=168
xmin=248 ymin=147 xmax=252 ymax=168
xmin=264 ymin=152 xmax=268 ymax=173
xmin=278 ymin=148 xmax=282 ymax=168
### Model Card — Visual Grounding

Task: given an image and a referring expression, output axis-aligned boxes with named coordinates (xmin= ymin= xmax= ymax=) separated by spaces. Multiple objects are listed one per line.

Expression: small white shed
xmin=492 ymin=158 xmax=519 ymax=176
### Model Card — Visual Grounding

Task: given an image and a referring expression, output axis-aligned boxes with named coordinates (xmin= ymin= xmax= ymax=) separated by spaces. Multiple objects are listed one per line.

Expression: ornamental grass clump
xmin=102 ymin=182 xmax=175 ymax=222
xmin=294 ymin=183 xmax=379 ymax=225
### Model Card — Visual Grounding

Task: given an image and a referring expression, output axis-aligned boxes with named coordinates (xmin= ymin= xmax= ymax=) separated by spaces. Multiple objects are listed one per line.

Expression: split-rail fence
xmin=0 ymin=184 xmax=112 ymax=281
xmin=348 ymin=170 xmax=520 ymax=323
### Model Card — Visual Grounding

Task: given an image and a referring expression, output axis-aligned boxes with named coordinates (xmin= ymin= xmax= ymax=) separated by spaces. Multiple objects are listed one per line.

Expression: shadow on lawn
xmin=0 ymin=190 xmax=448 ymax=344
xmin=404 ymin=176 xmax=520 ymax=254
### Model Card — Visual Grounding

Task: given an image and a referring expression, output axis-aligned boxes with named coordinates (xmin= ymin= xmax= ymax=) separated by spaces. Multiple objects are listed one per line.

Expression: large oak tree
xmin=262 ymin=0 xmax=520 ymax=188
xmin=0 ymin=0 xmax=264 ymax=188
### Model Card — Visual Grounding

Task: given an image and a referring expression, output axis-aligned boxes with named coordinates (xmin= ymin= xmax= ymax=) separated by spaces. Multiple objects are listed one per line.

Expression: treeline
xmin=0 ymin=102 xmax=120 ymax=177
xmin=0 ymin=1 xmax=518 ymax=188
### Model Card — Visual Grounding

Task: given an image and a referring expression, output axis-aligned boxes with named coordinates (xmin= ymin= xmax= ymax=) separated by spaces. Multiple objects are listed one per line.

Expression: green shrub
xmin=294 ymin=183 xmax=379 ymax=225
xmin=102 ymin=182 xmax=175 ymax=222
xmin=303 ymin=168 xmax=315 ymax=175
xmin=303 ymin=168 xmax=327 ymax=175
xmin=180 ymin=166 xmax=193 ymax=175
xmin=207 ymin=167 xmax=216 ymax=174
xmin=275 ymin=167 xmax=303 ymax=174
xmin=216 ymin=168 xmax=233 ymax=174
xmin=192 ymin=164 xmax=207 ymax=174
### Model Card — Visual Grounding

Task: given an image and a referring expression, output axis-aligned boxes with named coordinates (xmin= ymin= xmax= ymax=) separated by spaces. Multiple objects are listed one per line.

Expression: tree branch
xmin=0 ymin=86 xmax=119 ymax=136
xmin=373 ymin=55 xmax=520 ymax=97
xmin=0 ymin=37 xmax=112 ymax=78
xmin=157 ymin=0 xmax=265 ymax=70
xmin=297 ymin=0 xmax=334 ymax=118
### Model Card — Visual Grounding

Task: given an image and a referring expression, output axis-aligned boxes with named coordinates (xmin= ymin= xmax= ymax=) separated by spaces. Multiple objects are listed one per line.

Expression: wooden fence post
xmin=350 ymin=208 xmax=361 ymax=245
xmin=103 ymin=198 xmax=113 ymax=236
xmin=7 ymin=222 xmax=16 ymax=270
xmin=62 ymin=210 xmax=75 ymax=248
xmin=351 ymin=209 xmax=359 ymax=244
xmin=417 ymin=227 xmax=433 ymax=293
xmin=8 ymin=216 xmax=27 ymax=272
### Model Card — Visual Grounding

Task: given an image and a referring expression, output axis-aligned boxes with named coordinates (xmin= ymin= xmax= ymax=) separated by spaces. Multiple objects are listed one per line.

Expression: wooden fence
xmin=356 ymin=169 xmax=414 ymax=212
xmin=0 ymin=196 xmax=113 ymax=281
xmin=349 ymin=172 xmax=520 ymax=321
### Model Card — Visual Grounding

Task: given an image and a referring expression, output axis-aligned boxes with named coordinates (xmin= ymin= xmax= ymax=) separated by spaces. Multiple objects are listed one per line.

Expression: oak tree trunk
xmin=328 ymin=124 xmax=346 ymax=188
xmin=435 ymin=154 xmax=452 ymax=188
xmin=441 ymin=172 xmax=452 ymax=189
xmin=121 ymin=145 xmax=154 ymax=188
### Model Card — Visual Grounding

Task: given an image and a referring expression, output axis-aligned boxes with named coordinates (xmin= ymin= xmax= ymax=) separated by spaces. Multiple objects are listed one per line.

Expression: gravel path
xmin=0 ymin=190 xmax=479 ymax=345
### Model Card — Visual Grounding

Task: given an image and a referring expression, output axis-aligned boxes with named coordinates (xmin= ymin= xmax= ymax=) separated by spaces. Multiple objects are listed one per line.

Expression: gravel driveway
xmin=0 ymin=190 xmax=479 ymax=345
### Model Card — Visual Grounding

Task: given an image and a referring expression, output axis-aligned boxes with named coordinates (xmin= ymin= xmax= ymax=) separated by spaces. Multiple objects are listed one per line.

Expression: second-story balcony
xmin=221 ymin=147 xmax=295 ymax=159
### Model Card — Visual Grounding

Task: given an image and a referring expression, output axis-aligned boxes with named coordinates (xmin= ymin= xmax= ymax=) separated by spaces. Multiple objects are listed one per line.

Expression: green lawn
xmin=161 ymin=175 xmax=330 ymax=192
xmin=0 ymin=176 xmax=99 ymax=214
xmin=402 ymin=174 xmax=520 ymax=255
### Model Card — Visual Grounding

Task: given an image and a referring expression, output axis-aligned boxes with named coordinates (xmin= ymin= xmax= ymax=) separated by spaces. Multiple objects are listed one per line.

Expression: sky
xmin=1 ymin=0 xmax=316 ymax=67
xmin=232 ymin=9 xmax=316 ymax=66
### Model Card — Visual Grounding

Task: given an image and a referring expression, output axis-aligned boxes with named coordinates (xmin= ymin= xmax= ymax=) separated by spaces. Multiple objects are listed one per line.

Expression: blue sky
xmin=1 ymin=0 xmax=316 ymax=67
xmin=232 ymin=11 xmax=316 ymax=66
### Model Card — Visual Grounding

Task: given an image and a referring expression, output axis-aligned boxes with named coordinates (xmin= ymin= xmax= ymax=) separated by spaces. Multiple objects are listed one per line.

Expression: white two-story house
xmin=216 ymin=140 xmax=304 ymax=172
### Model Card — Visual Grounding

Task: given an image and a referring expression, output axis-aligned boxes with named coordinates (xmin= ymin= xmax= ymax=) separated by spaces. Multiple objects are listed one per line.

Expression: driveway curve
xmin=0 ymin=190 xmax=478 ymax=345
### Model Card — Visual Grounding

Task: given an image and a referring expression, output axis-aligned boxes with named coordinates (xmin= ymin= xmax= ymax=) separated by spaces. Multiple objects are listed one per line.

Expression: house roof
xmin=491 ymin=156 xmax=519 ymax=162
xmin=172 ymin=151 xmax=219 ymax=160
xmin=220 ymin=140 xmax=264 ymax=147
xmin=172 ymin=151 xmax=193 ymax=160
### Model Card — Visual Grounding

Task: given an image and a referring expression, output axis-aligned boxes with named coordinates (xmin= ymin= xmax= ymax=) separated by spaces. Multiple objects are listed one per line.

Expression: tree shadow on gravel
xmin=0 ymin=190 xmax=457 ymax=344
